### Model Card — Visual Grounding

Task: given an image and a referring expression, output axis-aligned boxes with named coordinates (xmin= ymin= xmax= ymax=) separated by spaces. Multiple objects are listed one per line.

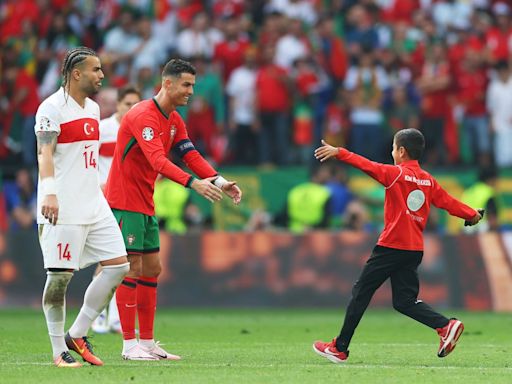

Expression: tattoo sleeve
xmin=36 ymin=131 xmax=58 ymax=154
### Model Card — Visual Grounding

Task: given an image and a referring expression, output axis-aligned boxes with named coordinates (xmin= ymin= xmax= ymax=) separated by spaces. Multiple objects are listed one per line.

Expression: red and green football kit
xmin=336 ymin=148 xmax=476 ymax=251
xmin=105 ymin=98 xmax=217 ymax=216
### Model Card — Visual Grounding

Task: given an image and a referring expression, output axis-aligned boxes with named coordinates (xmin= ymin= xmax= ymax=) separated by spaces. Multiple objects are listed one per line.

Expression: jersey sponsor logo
xmin=58 ymin=118 xmax=99 ymax=143
xmin=404 ymin=175 xmax=431 ymax=186
xmin=407 ymin=189 xmax=425 ymax=212
xmin=142 ymin=127 xmax=154 ymax=141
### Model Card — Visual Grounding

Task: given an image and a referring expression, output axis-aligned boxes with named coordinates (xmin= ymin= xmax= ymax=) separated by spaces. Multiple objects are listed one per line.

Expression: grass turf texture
xmin=0 ymin=309 xmax=510 ymax=384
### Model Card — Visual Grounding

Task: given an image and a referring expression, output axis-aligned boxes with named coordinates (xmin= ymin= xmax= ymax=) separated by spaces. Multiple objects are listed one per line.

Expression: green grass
xmin=0 ymin=309 xmax=510 ymax=383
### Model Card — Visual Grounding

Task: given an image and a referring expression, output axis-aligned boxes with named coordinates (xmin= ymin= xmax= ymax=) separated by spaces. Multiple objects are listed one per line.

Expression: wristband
xmin=213 ymin=176 xmax=228 ymax=188
xmin=186 ymin=176 xmax=196 ymax=188
xmin=40 ymin=177 xmax=57 ymax=195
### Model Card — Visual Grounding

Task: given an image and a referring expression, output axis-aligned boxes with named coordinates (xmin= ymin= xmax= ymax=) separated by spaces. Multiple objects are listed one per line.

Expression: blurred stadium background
xmin=1 ymin=0 xmax=512 ymax=315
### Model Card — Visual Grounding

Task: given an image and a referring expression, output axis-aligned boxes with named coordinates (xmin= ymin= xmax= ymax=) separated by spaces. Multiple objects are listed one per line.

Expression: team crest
xmin=170 ymin=125 xmax=176 ymax=139
xmin=142 ymin=127 xmax=154 ymax=141
xmin=127 ymin=234 xmax=136 ymax=246
xmin=83 ymin=122 xmax=95 ymax=135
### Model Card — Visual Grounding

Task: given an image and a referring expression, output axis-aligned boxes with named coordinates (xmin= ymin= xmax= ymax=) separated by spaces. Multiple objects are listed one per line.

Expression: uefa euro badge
xmin=127 ymin=234 xmax=136 ymax=246
xmin=170 ymin=125 xmax=176 ymax=140
xmin=40 ymin=117 xmax=51 ymax=131
xmin=142 ymin=127 xmax=154 ymax=141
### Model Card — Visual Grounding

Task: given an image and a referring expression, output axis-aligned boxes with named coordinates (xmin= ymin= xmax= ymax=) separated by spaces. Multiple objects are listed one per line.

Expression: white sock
xmin=107 ymin=293 xmax=120 ymax=327
xmin=42 ymin=271 xmax=73 ymax=358
xmin=123 ymin=338 xmax=139 ymax=352
xmin=139 ymin=339 xmax=155 ymax=349
xmin=69 ymin=262 xmax=129 ymax=338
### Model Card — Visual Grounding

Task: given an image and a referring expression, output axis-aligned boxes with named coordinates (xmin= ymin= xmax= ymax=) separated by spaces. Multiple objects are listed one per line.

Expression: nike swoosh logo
xmin=324 ymin=347 xmax=338 ymax=355
xmin=71 ymin=339 xmax=85 ymax=354
xmin=125 ymin=303 xmax=136 ymax=308
xmin=153 ymin=352 xmax=167 ymax=359
xmin=85 ymin=144 xmax=93 ymax=149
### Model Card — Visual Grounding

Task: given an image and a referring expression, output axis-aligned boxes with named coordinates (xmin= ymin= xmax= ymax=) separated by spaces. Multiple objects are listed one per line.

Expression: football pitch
xmin=1 ymin=308 xmax=510 ymax=384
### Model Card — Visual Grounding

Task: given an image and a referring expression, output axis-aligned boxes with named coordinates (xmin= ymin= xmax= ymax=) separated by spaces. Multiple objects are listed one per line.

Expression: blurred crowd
xmin=1 ymin=0 xmax=512 ymax=233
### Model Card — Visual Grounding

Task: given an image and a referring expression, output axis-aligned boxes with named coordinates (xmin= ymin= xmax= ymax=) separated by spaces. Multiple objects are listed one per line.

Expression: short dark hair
xmin=117 ymin=84 xmax=141 ymax=102
xmin=394 ymin=128 xmax=425 ymax=160
xmin=61 ymin=46 xmax=98 ymax=89
xmin=162 ymin=58 xmax=196 ymax=78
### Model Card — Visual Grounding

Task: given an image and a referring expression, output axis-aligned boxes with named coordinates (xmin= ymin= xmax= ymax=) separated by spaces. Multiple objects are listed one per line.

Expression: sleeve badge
xmin=142 ymin=127 xmax=154 ymax=141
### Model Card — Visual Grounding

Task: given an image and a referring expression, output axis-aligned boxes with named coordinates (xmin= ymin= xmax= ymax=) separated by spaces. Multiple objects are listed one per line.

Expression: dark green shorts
xmin=112 ymin=209 xmax=160 ymax=254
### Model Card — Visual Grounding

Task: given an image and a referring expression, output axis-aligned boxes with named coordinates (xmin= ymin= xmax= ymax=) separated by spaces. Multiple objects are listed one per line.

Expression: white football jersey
xmin=98 ymin=113 xmax=119 ymax=185
xmin=34 ymin=87 xmax=112 ymax=225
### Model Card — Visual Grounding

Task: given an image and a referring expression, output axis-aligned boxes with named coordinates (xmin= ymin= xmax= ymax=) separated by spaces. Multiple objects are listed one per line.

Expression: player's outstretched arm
xmin=314 ymin=140 xmax=339 ymax=162
xmin=190 ymin=177 xmax=223 ymax=203
xmin=36 ymin=131 xmax=59 ymax=225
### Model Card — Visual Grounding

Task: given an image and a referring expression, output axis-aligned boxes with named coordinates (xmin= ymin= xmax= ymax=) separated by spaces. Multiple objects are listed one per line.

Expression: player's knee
xmin=392 ymin=298 xmax=412 ymax=313
xmin=144 ymin=265 xmax=161 ymax=278
xmin=43 ymin=271 xmax=73 ymax=307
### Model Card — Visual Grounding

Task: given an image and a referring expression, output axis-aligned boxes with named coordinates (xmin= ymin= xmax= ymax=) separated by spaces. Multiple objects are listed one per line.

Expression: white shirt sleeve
xmin=35 ymin=101 xmax=61 ymax=135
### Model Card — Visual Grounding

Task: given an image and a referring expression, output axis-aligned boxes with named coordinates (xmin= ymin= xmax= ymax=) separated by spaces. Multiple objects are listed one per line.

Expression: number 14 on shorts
xmin=57 ymin=243 xmax=72 ymax=260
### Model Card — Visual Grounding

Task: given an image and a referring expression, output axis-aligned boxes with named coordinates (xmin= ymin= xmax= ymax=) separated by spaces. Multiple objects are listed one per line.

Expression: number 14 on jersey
xmin=83 ymin=149 xmax=97 ymax=169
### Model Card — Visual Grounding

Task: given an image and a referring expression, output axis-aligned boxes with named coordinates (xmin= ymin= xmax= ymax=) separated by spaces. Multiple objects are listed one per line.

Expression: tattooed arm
xmin=36 ymin=131 xmax=59 ymax=225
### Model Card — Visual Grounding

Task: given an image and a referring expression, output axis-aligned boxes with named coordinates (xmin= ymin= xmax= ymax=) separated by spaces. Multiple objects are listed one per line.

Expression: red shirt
xmin=336 ymin=149 xmax=476 ymax=251
xmin=105 ymin=99 xmax=217 ymax=216
xmin=455 ymin=67 xmax=488 ymax=116
xmin=485 ymin=27 xmax=512 ymax=61
xmin=214 ymin=39 xmax=250 ymax=83
xmin=256 ymin=65 xmax=290 ymax=112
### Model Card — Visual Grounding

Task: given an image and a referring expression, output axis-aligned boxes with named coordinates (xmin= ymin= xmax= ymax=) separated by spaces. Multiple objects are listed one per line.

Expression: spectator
xmin=287 ymin=164 xmax=332 ymax=233
xmin=416 ymin=40 xmax=451 ymax=165
xmin=486 ymin=60 xmax=512 ymax=168
xmin=461 ymin=166 xmax=500 ymax=233
xmin=455 ymin=48 xmax=491 ymax=167
xmin=213 ymin=15 xmax=250 ymax=84
xmin=226 ymin=45 xmax=259 ymax=165
xmin=176 ymin=12 xmax=223 ymax=59
xmin=102 ymin=9 xmax=142 ymax=79
xmin=485 ymin=2 xmax=512 ymax=63
xmin=1 ymin=63 xmax=40 ymax=167
xmin=181 ymin=56 xmax=225 ymax=163
xmin=3 ymin=168 xmax=37 ymax=230
xmin=274 ymin=17 xmax=310 ymax=70
xmin=265 ymin=0 xmax=318 ymax=26
xmin=255 ymin=45 xmax=292 ymax=165
xmin=344 ymin=47 xmax=389 ymax=162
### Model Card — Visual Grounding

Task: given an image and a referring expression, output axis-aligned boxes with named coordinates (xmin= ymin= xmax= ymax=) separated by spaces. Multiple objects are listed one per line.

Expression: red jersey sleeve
xmin=431 ymin=178 xmax=477 ymax=220
xmin=171 ymin=114 xmax=218 ymax=179
xmin=336 ymin=148 xmax=401 ymax=187
xmin=131 ymin=114 xmax=193 ymax=187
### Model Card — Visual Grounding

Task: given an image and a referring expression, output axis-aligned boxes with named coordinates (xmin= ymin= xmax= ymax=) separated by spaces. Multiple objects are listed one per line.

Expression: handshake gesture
xmin=191 ymin=176 xmax=242 ymax=205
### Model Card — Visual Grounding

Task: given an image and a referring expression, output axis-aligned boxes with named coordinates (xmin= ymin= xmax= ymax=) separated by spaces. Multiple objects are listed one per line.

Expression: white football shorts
xmin=38 ymin=213 xmax=127 ymax=270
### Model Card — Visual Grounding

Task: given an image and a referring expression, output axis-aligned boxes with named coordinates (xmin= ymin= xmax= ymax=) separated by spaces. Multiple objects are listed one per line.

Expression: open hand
xmin=314 ymin=140 xmax=339 ymax=162
xmin=191 ymin=177 xmax=223 ymax=203
xmin=222 ymin=181 xmax=242 ymax=205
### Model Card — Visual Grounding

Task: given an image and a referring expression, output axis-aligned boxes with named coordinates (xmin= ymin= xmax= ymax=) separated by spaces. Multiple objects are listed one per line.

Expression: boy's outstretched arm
xmin=314 ymin=140 xmax=399 ymax=187
xmin=464 ymin=209 xmax=484 ymax=226
xmin=314 ymin=140 xmax=339 ymax=162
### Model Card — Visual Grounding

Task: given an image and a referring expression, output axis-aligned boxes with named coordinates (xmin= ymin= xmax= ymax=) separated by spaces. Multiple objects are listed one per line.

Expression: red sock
xmin=116 ymin=277 xmax=137 ymax=340
xmin=137 ymin=276 xmax=157 ymax=340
